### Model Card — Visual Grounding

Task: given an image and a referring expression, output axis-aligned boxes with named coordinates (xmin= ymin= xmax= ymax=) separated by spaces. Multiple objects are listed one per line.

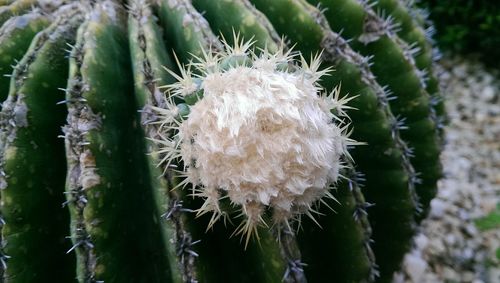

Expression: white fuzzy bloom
xmin=183 ymin=67 xmax=343 ymax=209
xmin=154 ymin=39 xmax=353 ymax=243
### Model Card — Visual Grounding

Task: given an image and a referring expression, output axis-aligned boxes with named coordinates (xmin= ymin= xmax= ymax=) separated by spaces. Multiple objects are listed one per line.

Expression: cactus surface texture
xmin=0 ymin=0 xmax=444 ymax=282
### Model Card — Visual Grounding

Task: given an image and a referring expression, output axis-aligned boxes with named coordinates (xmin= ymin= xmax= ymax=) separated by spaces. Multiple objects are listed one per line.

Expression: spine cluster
xmin=152 ymin=36 xmax=356 ymax=244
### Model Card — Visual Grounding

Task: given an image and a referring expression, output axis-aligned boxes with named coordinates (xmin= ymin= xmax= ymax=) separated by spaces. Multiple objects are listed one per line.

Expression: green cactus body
xmin=64 ymin=2 xmax=171 ymax=282
xmin=156 ymin=1 xmax=292 ymax=282
xmin=155 ymin=0 xmax=221 ymax=63
xmin=398 ymin=0 xmax=433 ymax=39
xmin=366 ymin=0 xmax=445 ymax=220
xmin=376 ymin=0 xmax=433 ymax=69
xmin=374 ymin=0 xmax=446 ymax=138
xmin=128 ymin=1 xmax=184 ymax=282
xmin=246 ymin=0 xmax=426 ymax=281
xmin=190 ymin=2 xmax=316 ymax=282
xmin=239 ymin=4 xmax=375 ymax=280
xmin=192 ymin=0 xmax=312 ymax=275
xmin=0 ymin=12 xmax=49 ymax=103
xmin=0 ymin=1 xmax=446 ymax=282
xmin=191 ymin=0 xmax=281 ymax=53
xmin=300 ymin=0 xmax=441 ymax=280
xmin=0 ymin=1 xmax=14 ymax=7
xmin=0 ymin=8 xmax=81 ymax=282
xmin=358 ymin=1 xmax=443 ymax=218
xmin=0 ymin=0 xmax=37 ymax=27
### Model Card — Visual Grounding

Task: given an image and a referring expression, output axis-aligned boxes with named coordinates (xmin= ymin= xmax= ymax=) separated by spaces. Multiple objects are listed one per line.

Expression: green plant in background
xmin=475 ymin=205 xmax=500 ymax=265
xmin=475 ymin=204 xmax=500 ymax=231
xmin=417 ymin=0 xmax=500 ymax=68
xmin=0 ymin=0 xmax=444 ymax=282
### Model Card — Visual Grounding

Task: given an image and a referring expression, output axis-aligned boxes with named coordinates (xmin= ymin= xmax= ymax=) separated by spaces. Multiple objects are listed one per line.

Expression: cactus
xmin=0 ymin=11 xmax=48 ymax=102
xmin=0 ymin=0 xmax=444 ymax=282
xmin=0 ymin=6 xmax=79 ymax=281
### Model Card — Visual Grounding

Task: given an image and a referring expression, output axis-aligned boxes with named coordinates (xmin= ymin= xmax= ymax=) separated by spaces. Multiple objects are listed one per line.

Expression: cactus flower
xmin=152 ymin=37 xmax=356 ymax=243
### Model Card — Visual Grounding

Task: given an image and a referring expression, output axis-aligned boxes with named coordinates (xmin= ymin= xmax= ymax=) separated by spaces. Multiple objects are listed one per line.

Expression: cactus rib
xmin=0 ymin=0 xmax=37 ymax=27
xmin=373 ymin=0 xmax=446 ymax=137
xmin=192 ymin=0 xmax=282 ymax=53
xmin=190 ymin=2 xmax=308 ymax=282
xmin=305 ymin=0 xmax=442 ymax=280
xmin=64 ymin=2 xmax=171 ymax=282
xmin=156 ymin=1 xmax=300 ymax=282
xmin=249 ymin=0 xmax=428 ymax=281
xmin=128 ymin=0 xmax=187 ymax=281
xmin=0 ymin=11 xmax=49 ymax=103
xmin=0 ymin=6 xmax=81 ymax=281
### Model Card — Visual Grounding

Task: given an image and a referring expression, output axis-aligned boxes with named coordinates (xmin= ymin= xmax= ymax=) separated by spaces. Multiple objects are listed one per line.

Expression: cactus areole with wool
xmin=152 ymin=39 xmax=354 ymax=243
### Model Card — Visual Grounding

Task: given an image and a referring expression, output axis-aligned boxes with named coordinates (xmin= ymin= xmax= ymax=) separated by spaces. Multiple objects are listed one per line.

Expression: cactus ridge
xmin=0 ymin=1 xmax=14 ymax=7
xmin=0 ymin=0 xmax=36 ymax=27
xmin=0 ymin=11 xmax=48 ymax=103
xmin=247 ymin=0 xmax=427 ymax=281
xmin=320 ymin=29 xmax=421 ymax=282
xmin=354 ymin=0 xmax=432 ymax=208
xmin=357 ymin=0 xmax=443 ymax=218
xmin=157 ymin=0 xmax=223 ymax=64
xmin=64 ymin=16 xmax=97 ymax=283
xmin=357 ymin=0 xmax=444 ymax=140
xmin=305 ymin=0 xmax=442 ymax=280
xmin=64 ymin=2 xmax=174 ymax=282
xmin=128 ymin=1 xmax=193 ymax=281
xmin=157 ymin=2 xmax=322 ymax=282
xmin=187 ymin=3 xmax=325 ymax=282
xmin=0 ymin=5 xmax=82 ymax=281
xmin=373 ymin=0 xmax=446 ymax=140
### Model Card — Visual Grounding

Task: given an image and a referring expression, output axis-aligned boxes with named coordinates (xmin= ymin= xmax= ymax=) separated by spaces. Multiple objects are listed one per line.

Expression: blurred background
xmin=394 ymin=1 xmax=499 ymax=282
xmin=422 ymin=0 xmax=500 ymax=68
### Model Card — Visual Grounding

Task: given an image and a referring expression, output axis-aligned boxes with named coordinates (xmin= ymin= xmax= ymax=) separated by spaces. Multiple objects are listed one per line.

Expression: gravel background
xmin=394 ymin=57 xmax=500 ymax=283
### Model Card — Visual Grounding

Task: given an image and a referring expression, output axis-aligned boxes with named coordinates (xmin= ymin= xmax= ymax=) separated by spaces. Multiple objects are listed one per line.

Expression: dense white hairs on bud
xmin=153 ymin=36 xmax=355 ymax=244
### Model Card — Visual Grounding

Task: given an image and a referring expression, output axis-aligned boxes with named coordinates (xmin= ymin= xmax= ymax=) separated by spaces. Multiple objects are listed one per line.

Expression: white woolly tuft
xmin=153 ymin=38 xmax=355 ymax=243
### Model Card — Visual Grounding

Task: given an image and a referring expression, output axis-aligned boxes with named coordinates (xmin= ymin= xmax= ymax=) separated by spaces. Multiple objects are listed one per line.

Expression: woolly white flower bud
xmin=153 ymin=37 xmax=355 ymax=244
